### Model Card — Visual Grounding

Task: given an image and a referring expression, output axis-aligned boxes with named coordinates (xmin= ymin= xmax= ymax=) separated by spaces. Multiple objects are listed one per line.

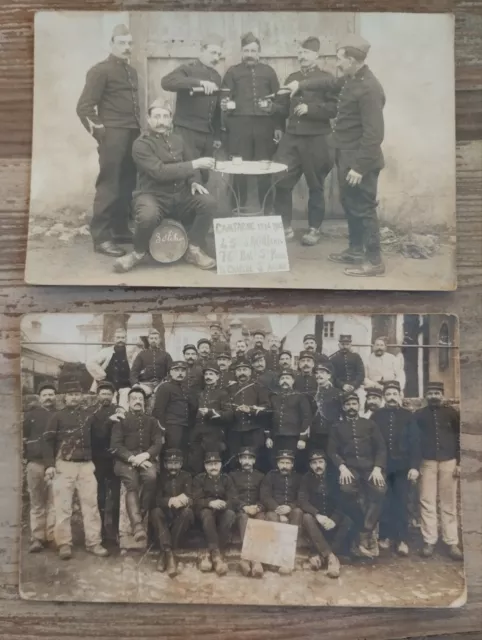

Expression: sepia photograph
xmin=20 ymin=312 xmax=465 ymax=606
xmin=25 ymin=11 xmax=456 ymax=290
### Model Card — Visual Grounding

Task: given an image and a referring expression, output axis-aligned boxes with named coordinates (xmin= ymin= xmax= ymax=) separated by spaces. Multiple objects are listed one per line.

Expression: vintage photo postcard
xmin=20 ymin=312 xmax=465 ymax=606
xmin=25 ymin=11 xmax=456 ymax=290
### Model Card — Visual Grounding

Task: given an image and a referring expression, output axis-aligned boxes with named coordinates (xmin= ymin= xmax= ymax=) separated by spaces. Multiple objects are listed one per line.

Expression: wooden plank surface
xmin=0 ymin=1 xmax=481 ymax=638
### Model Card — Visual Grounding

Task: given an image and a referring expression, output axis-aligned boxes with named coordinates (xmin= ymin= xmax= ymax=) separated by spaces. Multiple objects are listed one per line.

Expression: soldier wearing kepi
xmin=193 ymin=452 xmax=237 ymax=576
xmin=311 ymin=362 xmax=343 ymax=453
xmin=111 ymin=387 xmax=163 ymax=544
xmin=250 ymin=351 xmax=279 ymax=395
xmin=261 ymin=450 xmax=303 ymax=575
xmin=113 ymin=100 xmax=217 ymax=273
xmin=151 ymin=449 xmax=194 ymax=577
xmin=216 ymin=350 xmax=236 ymax=390
xmin=209 ymin=322 xmax=230 ymax=356
xmin=278 ymin=349 xmax=294 ymax=373
xmin=197 ymin=338 xmax=212 ymax=368
xmin=298 ymin=451 xmax=353 ymax=578
xmin=268 ymin=37 xmax=337 ymax=244
xmin=294 ymin=351 xmax=318 ymax=407
xmin=414 ymin=381 xmax=463 ymax=561
xmin=362 ymin=386 xmax=383 ymax=419
xmin=44 ymin=378 xmax=109 ymax=560
xmin=161 ymin=34 xmax=224 ymax=184
xmin=327 ymin=392 xmax=386 ymax=559
xmin=130 ymin=328 xmax=172 ymax=399
xmin=152 ymin=361 xmax=196 ymax=450
xmin=76 ymin=24 xmax=140 ymax=257
xmin=371 ymin=381 xmax=420 ymax=556
xmin=230 ymin=446 xmax=265 ymax=578
xmin=284 ymin=34 xmax=386 ymax=276
xmin=246 ymin=330 xmax=269 ymax=361
xmin=265 ymin=335 xmax=282 ymax=372
xmin=329 ymin=334 xmax=365 ymax=394
xmin=188 ymin=364 xmax=233 ymax=474
xmin=300 ymin=333 xmax=331 ymax=367
xmin=181 ymin=343 xmax=204 ymax=399
xmin=222 ymin=33 xmax=283 ymax=213
xmin=23 ymin=382 xmax=57 ymax=553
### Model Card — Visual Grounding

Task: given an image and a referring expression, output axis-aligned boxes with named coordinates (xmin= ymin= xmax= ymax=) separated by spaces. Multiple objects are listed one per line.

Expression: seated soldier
xmin=260 ymin=450 xmax=303 ymax=575
xmin=229 ymin=446 xmax=265 ymax=578
xmin=114 ymin=99 xmax=217 ymax=273
xmin=298 ymin=451 xmax=353 ymax=578
xmin=151 ymin=449 xmax=194 ymax=577
xmin=193 ymin=451 xmax=237 ymax=576
xmin=189 ymin=364 xmax=233 ymax=474
xmin=110 ymin=387 xmax=163 ymax=543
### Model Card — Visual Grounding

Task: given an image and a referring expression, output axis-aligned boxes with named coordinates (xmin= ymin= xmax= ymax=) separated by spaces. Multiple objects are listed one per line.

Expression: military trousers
xmin=302 ymin=511 xmax=352 ymax=558
xmin=198 ymin=507 xmax=236 ymax=551
xmin=26 ymin=461 xmax=55 ymax=544
xmin=114 ymin=460 xmax=158 ymax=516
xmin=265 ymin=507 xmax=304 ymax=528
xmin=379 ymin=467 xmax=410 ymax=543
xmin=93 ymin=456 xmax=120 ymax=538
xmin=338 ymin=467 xmax=387 ymax=534
xmin=151 ymin=505 xmax=194 ymax=549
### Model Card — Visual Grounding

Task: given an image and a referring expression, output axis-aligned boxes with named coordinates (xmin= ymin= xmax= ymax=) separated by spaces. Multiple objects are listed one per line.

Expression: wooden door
xmin=130 ymin=11 xmax=357 ymax=218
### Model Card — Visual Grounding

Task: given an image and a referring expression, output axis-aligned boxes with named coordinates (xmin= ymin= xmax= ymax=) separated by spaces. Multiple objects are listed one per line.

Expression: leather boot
xmin=199 ymin=551 xmax=213 ymax=572
xmin=165 ymin=549 xmax=178 ymax=578
xmin=239 ymin=559 xmax=251 ymax=576
xmin=326 ymin=553 xmax=340 ymax=579
xmin=212 ymin=549 xmax=228 ymax=576
xmin=125 ymin=491 xmax=146 ymax=543
xmin=251 ymin=562 xmax=264 ymax=578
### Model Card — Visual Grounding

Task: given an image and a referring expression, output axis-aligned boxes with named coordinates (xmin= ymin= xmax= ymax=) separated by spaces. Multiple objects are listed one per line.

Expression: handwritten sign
xmin=214 ymin=216 xmax=290 ymax=275
xmin=241 ymin=518 xmax=299 ymax=569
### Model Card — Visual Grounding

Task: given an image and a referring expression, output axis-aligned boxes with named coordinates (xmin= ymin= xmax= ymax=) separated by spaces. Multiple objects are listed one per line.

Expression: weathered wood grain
xmin=0 ymin=0 xmax=481 ymax=638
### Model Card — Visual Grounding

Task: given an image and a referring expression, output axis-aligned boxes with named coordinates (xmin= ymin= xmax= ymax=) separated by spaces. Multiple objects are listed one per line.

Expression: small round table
xmin=213 ymin=160 xmax=287 ymax=216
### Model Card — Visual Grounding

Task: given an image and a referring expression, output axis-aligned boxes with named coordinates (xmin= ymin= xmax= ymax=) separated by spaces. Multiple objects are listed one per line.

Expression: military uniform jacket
xmin=195 ymin=386 xmax=233 ymax=431
xmin=44 ymin=407 xmax=93 ymax=467
xmin=152 ymin=380 xmax=196 ymax=430
xmin=312 ymin=385 xmax=343 ymax=435
xmin=414 ymin=405 xmax=460 ymax=463
xmin=329 ymin=350 xmax=365 ymax=390
xmin=298 ymin=471 xmax=332 ymax=517
xmin=110 ymin=411 xmax=163 ymax=463
xmin=161 ymin=60 xmax=222 ymax=136
xmin=155 ymin=469 xmax=193 ymax=509
xmin=328 ymin=416 xmax=387 ymax=471
xmin=76 ymin=54 xmax=140 ymax=132
xmin=229 ymin=469 xmax=265 ymax=510
xmin=246 ymin=346 xmax=270 ymax=361
xmin=299 ymin=65 xmax=385 ymax=175
xmin=211 ymin=337 xmax=230 ymax=356
xmin=182 ymin=363 xmax=205 ymax=398
xmin=273 ymin=67 xmax=338 ymax=136
xmin=218 ymin=369 xmax=236 ymax=391
xmin=265 ymin=350 xmax=281 ymax=372
xmin=252 ymin=369 xmax=280 ymax=394
xmin=293 ymin=373 xmax=318 ymax=397
xmin=132 ymin=130 xmax=202 ymax=196
xmin=228 ymin=381 xmax=270 ymax=432
xmin=87 ymin=404 xmax=118 ymax=461
xmin=193 ymin=472 xmax=237 ymax=511
xmin=222 ymin=62 xmax=282 ymax=123
xmin=260 ymin=469 xmax=301 ymax=510
xmin=130 ymin=347 xmax=173 ymax=386
xmin=372 ymin=407 xmax=421 ymax=471
xmin=23 ymin=406 xmax=56 ymax=462
xmin=269 ymin=390 xmax=312 ymax=439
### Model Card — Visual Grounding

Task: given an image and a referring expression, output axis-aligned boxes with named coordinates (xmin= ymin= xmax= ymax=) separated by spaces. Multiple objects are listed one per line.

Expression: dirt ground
xmin=25 ymin=221 xmax=456 ymax=291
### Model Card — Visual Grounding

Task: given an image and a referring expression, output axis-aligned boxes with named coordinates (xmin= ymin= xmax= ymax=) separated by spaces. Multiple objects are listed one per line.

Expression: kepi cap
xmin=183 ymin=343 xmax=198 ymax=353
xmin=309 ymin=450 xmax=326 ymax=461
xmin=164 ymin=448 xmax=183 ymax=461
xmin=112 ymin=24 xmax=130 ymax=40
xmin=97 ymin=381 xmax=116 ymax=394
xmin=170 ymin=360 xmax=188 ymax=370
xmin=205 ymin=451 xmax=222 ymax=463
xmin=276 ymin=449 xmax=295 ymax=461
xmin=238 ymin=446 xmax=256 ymax=458
xmin=365 ymin=386 xmax=383 ymax=399
xmin=337 ymin=34 xmax=370 ymax=56
xmin=37 ymin=381 xmax=57 ymax=395
xmin=426 ymin=381 xmax=444 ymax=393
xmin=383 ymin=380 xmax=401 ymax=392
xmin=241 ymin=31 xmax=260 ymax=48
xmin=300 ymin=36 xmax=320 ymax=53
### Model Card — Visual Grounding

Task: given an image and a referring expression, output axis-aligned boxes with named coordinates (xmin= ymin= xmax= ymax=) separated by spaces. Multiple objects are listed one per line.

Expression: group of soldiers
xmin=77 ymin=24 xmax=386 ymax=277
xmin=23 ymin=324 xmax=463 ymax=580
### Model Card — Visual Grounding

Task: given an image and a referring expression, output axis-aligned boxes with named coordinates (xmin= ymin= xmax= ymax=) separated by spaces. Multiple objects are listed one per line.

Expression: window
xmin=323 ymin=321 xmax=335 ymax=339
xmin=438 ymin=322 xmax=450 ymax=371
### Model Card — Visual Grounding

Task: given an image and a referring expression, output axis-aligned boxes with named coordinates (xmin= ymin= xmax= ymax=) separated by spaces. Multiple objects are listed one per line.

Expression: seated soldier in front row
xmin=114 ymin=99 xmax=217 ymax=274
xmin=151 ymin=449 xmax=194 ymax=578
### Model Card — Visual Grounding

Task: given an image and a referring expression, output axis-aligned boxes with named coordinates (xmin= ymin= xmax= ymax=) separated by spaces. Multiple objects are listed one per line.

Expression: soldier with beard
xmin=230 ymin=446 xmax=265 ymax=578
xmin=414 ymin=382 xmax=462 ymax=561
xmin=327 ymin=393 xmax=386 ymax=559
xmin=371 ymin=381 xmax=420 ymax=556
xmin=250 ymin=351 xmax=279 ymax=394
xmin=209 ymin=323 xmax=230 ymax=356
xmin=188 ymin=365 xmax=233 ymax=474
xmin=246 ymin=330 xmax=269 ymax=362
xmin=311 ymin=362 xmax=343 ymax=453
xmin=151 ymin=449 xmax=194 ymax=577
xmin=362 ymin=387 xmax=383 ymax=419
xmin=182 ymin=344 xmax=205 ymax=398
xmin=130 ymin=328 xmax=172 ymax=398
xmin=216 ymin=351 xmax=236 ymax=390
xmin=23 ymin=382 xmax=57 ymax=553
xmin=329 ymin=335 xmax=365 ymax=394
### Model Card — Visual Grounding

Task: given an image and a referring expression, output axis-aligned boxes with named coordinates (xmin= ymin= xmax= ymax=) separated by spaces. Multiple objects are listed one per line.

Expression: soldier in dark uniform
xmin=246 ymin=330 xmax=269 ymax=361
xmin=181 ymin=343 xmax=205 ymax=398
xmin=265 ymin=335 xmax=282 ymax=372
xmin=193 ymin=452 xmax=237 ymax=575
xmin=265 ymin=369 xmax=311 ymax=464
xmin=371 ymin=381 xmax=420 ymax=556
xmin=209 ymin=322 xmax=230 ymax=356
xmin=230 ymin=446 xmax=265 ymax=578
xmin=152 ymin=361 xmax=196 ymax=450
xmin=87 ymin=381 xmax=122 ymax=542
xmin=129 ymin=328 xmax=172 ymax=400
xmin=294 ymin=350 xmax=317 ymax=399
xmin=233 ymin=338 xmax=249 ymax=366
xmin=188 ymin=365 xmax=233 ymax=474
xmin=299 ymin=451 xmax=353 ymax=577
xmin=151 ymin=449 xmax=194 ymax=577
xmin=76 ymin=24 xmax=140 ymax=257
xmin=329 ymin=334 xmax=365 ymax=393
xmin=414 ymin=381 xmax=462 ymax=561
xmin=227 ymin=360 xmax=270 ymax=462
xmin=261 ymin=450 xmax=303 ymax=574
xmin=250 ymin=350 xmax=280 ymax=394
xmin=111 ymin=387 xmax=163 ymax=544
xmin=113 ymin=100 xmax=217 ymax=274
xmin=362 ymin=386 xmax=383 ymax=419
xmin=222 ymin=33 xmax=283 ymax=212
xmin=216 ymin=350 xmax=236 ymax=390
xmin=197 ymin=338 xmax=212 ymax=367
xmin=300 ymin=333 xmax=331 ymax=367
xmin=23 ymin=382 xmax=57 ymax=553
xmin=278 ymin=349 xmax=294 ymax=373
xmin=268 ymin=37 xmax=337 ymax=244
xmin=327 ymin=393 xmax=386 ymax=559
xmin=311 ymin=362 xmax=343 ymax=453
xmin=284 ymin=34 xmax=386 ymax=276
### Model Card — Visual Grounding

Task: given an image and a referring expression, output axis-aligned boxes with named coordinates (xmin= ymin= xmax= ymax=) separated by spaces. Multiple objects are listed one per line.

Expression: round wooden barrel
xmin=149 ymin=219 xmax=188 ymax=264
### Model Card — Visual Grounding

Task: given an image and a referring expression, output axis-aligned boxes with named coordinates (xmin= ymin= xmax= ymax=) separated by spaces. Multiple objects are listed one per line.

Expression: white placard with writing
xmin=241 ymin=518 xmax=299 ymax=569
xmin=213 ymin=216 xmax=290 ymax=276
